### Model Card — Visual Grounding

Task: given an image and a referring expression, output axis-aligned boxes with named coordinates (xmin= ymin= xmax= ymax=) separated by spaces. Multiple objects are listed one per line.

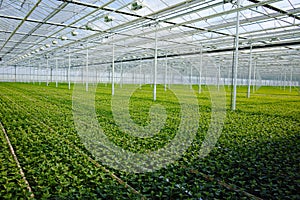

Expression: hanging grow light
xmin=104 ymin=15 xmax=113 ymax=23
xmin=61 ymin=36 xmax=67 ymax=41
xmin=85 ymin=23 xmax=94 ymax=30
xmin=131 ymin=1 xmax=143 ymax=11
xmin=71 ymin=31 xmax=78 ymax=36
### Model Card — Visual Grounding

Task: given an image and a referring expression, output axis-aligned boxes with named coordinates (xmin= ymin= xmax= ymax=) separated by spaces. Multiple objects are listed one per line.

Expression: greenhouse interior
xmin=0 ymin=0 xmax=299 ymax=199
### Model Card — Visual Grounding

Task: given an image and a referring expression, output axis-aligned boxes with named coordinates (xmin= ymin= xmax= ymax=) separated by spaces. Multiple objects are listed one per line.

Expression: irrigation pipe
xmin=182 ymin=166 xmax=264 ymax=200
xmin=0 ymin=121 xmax=34 ymax=198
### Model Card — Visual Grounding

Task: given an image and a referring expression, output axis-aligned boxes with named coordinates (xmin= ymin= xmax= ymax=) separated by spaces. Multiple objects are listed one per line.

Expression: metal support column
xmin=231 ymin=0 xmax=240 ymax=111
xmin=34 ymin=66 xmax=36 ymax=84
xmin=199 ymin=45 xmax=202 ymax=93
xmin=50 ymin=67 xmax=53 ymax=83
xmin=153 ymin=23 xmax=158 ymax=101
xmin=96 ymin=70 xmax=98 ymax=83
xmin=112 ymin=43 xmax=115 ymax=96
xmin=68 ymin=48 xmax=71 ymax=90
xmin=56 ymin=58 xmax=58 ymax=87
xmin=140 ymin=59 xmax=142 ymax=89
xmin=218 ymin=65 xmax=221 ymax=91
xmin=280 ymin=71 xmax=283 ymax=90
xmin=253 ymin=59 xmax=256 ymax=92
xmin=164 ymin=54 xmax=168 ymax=91
xmin=14 ymin=65 xmax=17 ymax=82
xmin=227 ymin=66 xmax=231 ymax=89
xmin=190 ymin=64 xmax=193 ymax=90
xmin=120 ymin=60 xmax=123 ymax=88
xmin=247 ymin=44 xmax=253 ymax=98
xmin=284 ymin=69 xmax=286 ymax=91
xmin=30 ymin=61 xmax=32 ymax=83
xmin=290 ymin=67 xmax=293 ymax=92
xmin=46 ymin=56 xmax=49 ymax=86
xmin=38 ymin=63 xmax=41 ymax=85
xmin=106 ymin=66 xmax=108 ymax=87
xmin=86 ymin=47 xmax=89 ymax=92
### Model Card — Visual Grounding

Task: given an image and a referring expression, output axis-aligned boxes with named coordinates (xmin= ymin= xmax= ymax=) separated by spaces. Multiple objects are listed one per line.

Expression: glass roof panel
xmin=0 ymin=0 xmax=298 ymax=80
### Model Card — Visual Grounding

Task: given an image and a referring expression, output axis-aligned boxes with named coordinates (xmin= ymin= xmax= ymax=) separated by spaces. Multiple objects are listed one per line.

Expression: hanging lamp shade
xmin=104 ymin=15 xmax=113 ymax=22
xmin=131 ymin=1 xmax=143 ymax=11
xmin=71 ymin=31 xmax=78 ymax=36
xmin=85 ymin=23 xmax=93 ymax=30
xmin=61 ymin=36 xmax=67 ymax=41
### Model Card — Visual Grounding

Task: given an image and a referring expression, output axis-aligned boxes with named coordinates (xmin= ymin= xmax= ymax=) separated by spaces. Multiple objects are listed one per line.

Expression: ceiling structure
xmin=0 ymin=0 xmax=299 ymax=81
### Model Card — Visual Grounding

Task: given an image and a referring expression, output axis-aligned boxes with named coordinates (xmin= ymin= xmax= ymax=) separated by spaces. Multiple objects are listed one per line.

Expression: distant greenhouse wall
xmin=1 ymin=65 xmax=298 ymax=87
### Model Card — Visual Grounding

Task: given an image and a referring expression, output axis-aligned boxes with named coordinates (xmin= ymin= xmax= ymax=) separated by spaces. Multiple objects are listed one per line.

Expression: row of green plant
xmin=0 ymin=82 xmax=299 ymax=199
xmin=0 ymin=111 xmax=29 ymax=199
xmin=0 ymin=83 xmax=141 ymax=199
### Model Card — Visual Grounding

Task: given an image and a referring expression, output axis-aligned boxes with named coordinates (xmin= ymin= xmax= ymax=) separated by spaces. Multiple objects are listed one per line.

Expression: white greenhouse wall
xmin=0 ymin=66 xmax=299 ymax=87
